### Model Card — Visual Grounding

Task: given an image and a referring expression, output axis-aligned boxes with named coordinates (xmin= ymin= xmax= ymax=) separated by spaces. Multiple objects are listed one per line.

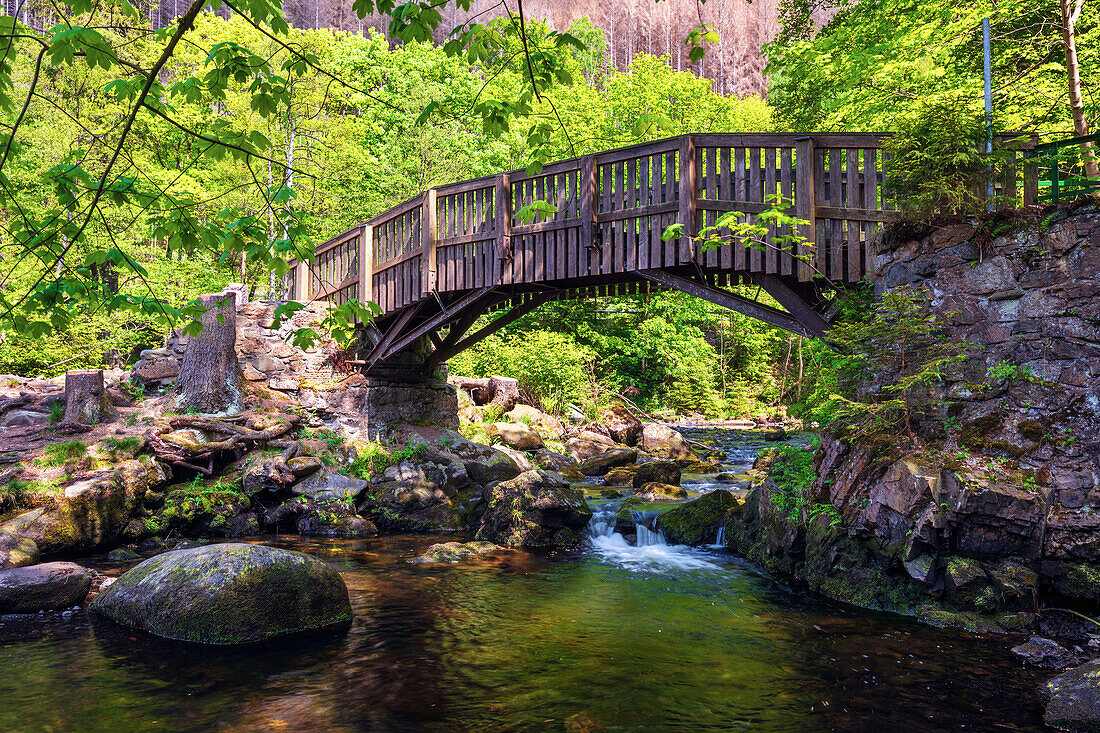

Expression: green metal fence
xmin=1024 ymin=132 xmax=1100 ymax=203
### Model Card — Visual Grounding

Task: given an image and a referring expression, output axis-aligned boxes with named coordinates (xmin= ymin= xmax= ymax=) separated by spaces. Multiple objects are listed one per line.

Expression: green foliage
xmin=882 ymin=96 xmax=1005 ymax=221
xmin=48 ymin=402 xmax=65 ymax=424
xmin=766 ymin=0 xmax=1095 ymax=133
xmin=35 ymin=440 xmax=88 ymax=467
xmin=825 ymin=287 xmax=973 ymax=446
xmin=451 ymin=330 xmax=595 ymax=404
xmin=987 ymin=360 xmax=1037 ymax=383
xmin=766 ymin=441 xmax=840 ymax=526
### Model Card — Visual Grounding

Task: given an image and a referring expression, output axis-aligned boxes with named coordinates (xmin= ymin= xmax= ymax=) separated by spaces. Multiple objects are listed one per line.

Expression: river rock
xmin=0 ymin=561 xmax=92 ymax=613
xmin=1012 ymin=636 xmax=1081 ymax=669
xmin=89 ymin=543 xmax=352 ymax=644
xmin=489 ymin=422 xmax=544 ymax=450
xmin=565 ymin=431 xmax=618 ymax=461
xmin=640 ymin=423 xmax=695 ymax=460
xmin=107 ymin=548 xmax=140 ymax=562
xmin=1044 ymin=658 xmax=1100 ymax=731
xmin=579 ymin=448 xmax=637 ymax=477
xmin=476 ymin=470 xmax=593 ymax=548
xmin=0 ymin=531 xmax=39 ymax=570
xmin=599 ymin=405 xmax=642 ymax=446
xmin=658 ymin=489 xmax=740 ymax=545
xmin=603 ymin=466 xmax=637 ymax=486
xmin=492 ymin=445 xmax=535 ymax=473
xmin=405 ymin=428 xmax=522 ymax=486
xmin=292 ymin=468 xmax=370 ymax=502
xmin=633 ymin=461 xmax=681 ymax=487
xmin=242 ymin=457 xmax=297 ymax=496
xmin=504 ymin=405 xmax=564 ymax=438
xmin=636 ymin=482 xmax=688 ymax=501
xmin=0 ymin=460 xmax=163 ymax=556
xmin=410 ymin=541 xmax=507 ymax=563
xmin=287 ymin=456 xmax=323 ymax=478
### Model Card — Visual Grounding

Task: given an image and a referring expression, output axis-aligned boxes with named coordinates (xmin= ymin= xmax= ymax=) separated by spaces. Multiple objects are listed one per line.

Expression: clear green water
xmin=0 ymin=533 xmax=1048 ymax=732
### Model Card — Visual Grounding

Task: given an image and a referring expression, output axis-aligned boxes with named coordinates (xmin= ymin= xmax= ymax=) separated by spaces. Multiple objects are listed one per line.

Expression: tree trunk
xmin=1061 ymin=0 xmax=1100 ymax=179
xmin=174 ymin=291 xmax=246 ymax=416
xmin=63 ymin=369 xmax=117 ymax=425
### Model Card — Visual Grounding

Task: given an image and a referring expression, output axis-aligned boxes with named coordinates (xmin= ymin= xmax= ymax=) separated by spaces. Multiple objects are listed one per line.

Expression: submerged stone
xmin=410 ymin=541 xmax=507 ymax=563
xmin=0 ymin=561 xmax=92 ymax=613
xmin=1044 ymin=658 xmax=1100 ymax=731
xmin=658 ymin=489 xmax=739 ymax=545
xmin=89 ymin=543 xmax=352 ymax=644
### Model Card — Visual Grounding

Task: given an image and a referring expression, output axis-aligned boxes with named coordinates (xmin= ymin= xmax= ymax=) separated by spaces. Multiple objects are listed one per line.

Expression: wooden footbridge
xmin=286 ymin=133 xmax=1037 ymax=378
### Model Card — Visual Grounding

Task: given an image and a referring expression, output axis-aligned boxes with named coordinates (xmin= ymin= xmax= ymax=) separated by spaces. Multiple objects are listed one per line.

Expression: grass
xmin=35 ymin=440 xmax=88 ymax=467
xmin=48 ymin=402 xmax=64 ymax=424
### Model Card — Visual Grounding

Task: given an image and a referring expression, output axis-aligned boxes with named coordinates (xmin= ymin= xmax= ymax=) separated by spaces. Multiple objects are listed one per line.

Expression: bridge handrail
xmin=287 ymin=132 xmax=1039 ymax=311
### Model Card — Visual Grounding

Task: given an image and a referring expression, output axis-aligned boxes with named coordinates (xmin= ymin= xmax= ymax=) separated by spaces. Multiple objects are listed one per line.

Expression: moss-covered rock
xmin=476 ymin=470 xmax=592 ymax=549
xmin=579 ymin=448 xmax=637 ymax=477
xmin=603 ymin=466 xmax=637 ymax=486
xmin=89 ymin=543 xmax=352 ymax=644
xmin=636 ymin=482 xmax=688 ymax=501
xmin=1050 ymin=563 xmax=1100 ymax=604
xmin=0 ymin=460 xmax=162 ymax=556
xmin=0 ymin=561 xmax=92 ymax=612
xmin=410 ymin=541 xmax=508 ymax=563
xmin=1043 ymin=658 xmax=1100 ymax=732
xmin=658 ymin=490 xmax=738 ymax=545
xmin=633 ymin=461 xmax=681 ymax=487
xmin=0 ymin=531 xmax=38 ymax=570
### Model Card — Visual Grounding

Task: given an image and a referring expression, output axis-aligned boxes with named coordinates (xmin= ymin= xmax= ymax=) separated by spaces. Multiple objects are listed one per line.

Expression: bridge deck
xmin=287 ymin=133 xmax=1037 ymax=376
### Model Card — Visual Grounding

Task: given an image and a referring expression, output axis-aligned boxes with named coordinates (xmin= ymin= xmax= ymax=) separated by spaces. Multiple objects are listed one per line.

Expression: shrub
xmin=450 ymin=330 xmax=594 ymax=403
xmin=883 ymin=94 xmax=1005 ymax=221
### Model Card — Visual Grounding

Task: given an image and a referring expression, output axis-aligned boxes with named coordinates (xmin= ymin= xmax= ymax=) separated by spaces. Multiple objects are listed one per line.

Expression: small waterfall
xmin=586 ymin=500 xmax=719 ymax=570
xmin=587 ymin=504 xmax=617 ymax=540
xmin=710 ymin=526 xmax=727 ymax=549
xmin=630 ymin=509 xmax=668 ymax=547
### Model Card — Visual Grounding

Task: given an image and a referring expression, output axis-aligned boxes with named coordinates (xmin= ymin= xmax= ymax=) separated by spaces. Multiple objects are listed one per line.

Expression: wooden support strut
xmin=677 ymin=135 xmax=697 ymax=265
xmin=429 ymin=288 xmax=561 ymax=368
xmin=364 ymin=302 xmax=421 ymax=370
xmin=638 ymin=269 xmax=816 ymax=338
xmin=748 ymin=273 xmax=830 ymax=337
xmin=374 ymin=286 xmax=496 ymax=366
xmin=794 ymin=136 xmax=816 ymax=283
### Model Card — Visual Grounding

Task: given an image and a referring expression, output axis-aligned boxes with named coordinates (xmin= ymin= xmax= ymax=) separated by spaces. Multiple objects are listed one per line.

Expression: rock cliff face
xmin=729 ymin=206 xmax=1100 ymax=624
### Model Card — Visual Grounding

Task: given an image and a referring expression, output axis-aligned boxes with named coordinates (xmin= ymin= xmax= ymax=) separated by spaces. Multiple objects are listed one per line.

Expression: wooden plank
xmin=705 ymin=146 xmax=718 ymax=268
xmin=794 ymin=137 xmax=816 ymax=282
xmin=649 ymin=153 xmax=662 ymax=268
xmin=734 ymin=147 xmax=747 ymax=270
xmin=828 ymin=148 xmax=842 ymax=280
xmin=719 ymin=146 xmax=732 ymax=270
xmin=626 ymin=157 xmax=637 ymax=272
xmin=677 ymin=136 xmax=697 ymax=265
xmin=638 ymin=269 xmax=814 ymax=337
xmin=749 ymin=147 xmax=762 ymax=272
xmin=637 ymin=156 xmax=650 ymax=271
xmin=495 ymin=172 xmax=512 ymax=286
xmin=366 ymin=301 xmax=422 ymax=368
xmin=780 ymin=148 xmax=793 ymax=276
xmin=765 ymin=147 xmax=777 ymax=274
xmin=847 ymin=148 xmax=861 ymax=281
xmin=579 ymin=156 xmax=597 ymax=279
xmin=359 ymin=224 xmax=373 ymax=308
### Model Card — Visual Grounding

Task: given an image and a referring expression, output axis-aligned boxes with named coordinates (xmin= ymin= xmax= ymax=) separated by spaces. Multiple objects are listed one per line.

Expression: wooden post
xmin=1023 ymin=133 xmax=1040 ymax=206
xmin=421 ymin=189 xmax=437 ymax=293
xmin=293 ymin=260 xmax=308 ymax=301
xmin=359 ymin=223 xmax=373 ymax=308
xmin=794 ymin=136 xmax=816 ymax=282
xmin=579 ymin=155 xmax=597 ymax=252
xmin=677 ymin=135 xmax=697 ymax=265
xmin=495 ymin=172 xmax=512 ymax=285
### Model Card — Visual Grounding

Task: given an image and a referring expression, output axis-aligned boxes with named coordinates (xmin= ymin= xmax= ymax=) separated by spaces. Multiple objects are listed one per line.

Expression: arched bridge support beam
xmin=637 ymin=269 xmax=828 ymax=338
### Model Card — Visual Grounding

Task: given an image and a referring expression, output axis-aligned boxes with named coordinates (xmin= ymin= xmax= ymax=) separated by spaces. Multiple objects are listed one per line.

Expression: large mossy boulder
xmin=488 ymin=421 xmax=544 ymax=450
xmin=0 ymin=531 xmax=39 ymax=570
xmin=633 ymin=461 xmax=681 ymax=487
xmin=641 ymin=423 xmax=695 ymax=460
xmin=89 ymin=543 xmax=352 ymax=644
xmin=1 ymin=460 xmax=165 ymax=556
xmin=476 ymin=470 xmax=593 ymax=549
xmin=0 ymin=561 xmax=92 ymax=613
xmin=1044 ymin=658 xmax=1100 ymax=731
xmin=579 ymin=448 xmax=637 ymax=477
xmin=658 ymin=489 xmax=739 ymax=545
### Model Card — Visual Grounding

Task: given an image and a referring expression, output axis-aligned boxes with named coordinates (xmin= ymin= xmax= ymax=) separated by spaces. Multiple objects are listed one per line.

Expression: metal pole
xmin=983 ymin=18 xmax=994 ymax=207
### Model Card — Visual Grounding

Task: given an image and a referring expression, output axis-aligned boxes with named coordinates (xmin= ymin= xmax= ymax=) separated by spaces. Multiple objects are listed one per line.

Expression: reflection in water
xmin=0 ymin=533 xmax=1048 ymax=732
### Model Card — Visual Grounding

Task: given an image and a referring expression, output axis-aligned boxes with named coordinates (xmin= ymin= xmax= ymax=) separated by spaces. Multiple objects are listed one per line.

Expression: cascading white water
xmin=709 ymin=526 xmax=726 ymax=549
xmin=586 ymin=502 xmax=719 ymax=570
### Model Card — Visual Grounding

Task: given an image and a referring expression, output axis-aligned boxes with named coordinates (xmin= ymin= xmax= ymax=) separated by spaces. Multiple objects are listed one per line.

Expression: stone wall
xmin=729 ymin=205 xmax=1100 ymax=620
xmin=132 ymin=297 xmax=458 ymax=437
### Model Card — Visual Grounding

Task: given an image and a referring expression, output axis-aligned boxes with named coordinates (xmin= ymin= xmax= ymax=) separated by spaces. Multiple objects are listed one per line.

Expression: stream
xmin=0 ymin=429 xmax=1050 ymax=731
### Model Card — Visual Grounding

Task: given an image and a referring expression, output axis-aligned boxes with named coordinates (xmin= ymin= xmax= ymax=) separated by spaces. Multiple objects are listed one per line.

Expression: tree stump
xmin=63 ymin=369 xmax=117 ymax=425
xmin=174 ymin=291 xmax=246 ymax=416
xmin=487 ymin=375 xmax=520 ymax=411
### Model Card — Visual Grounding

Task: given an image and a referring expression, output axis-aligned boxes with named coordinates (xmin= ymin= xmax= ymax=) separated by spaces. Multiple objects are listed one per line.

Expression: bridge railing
xmin=288 ymin=132 xmax=1039 ymax=312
